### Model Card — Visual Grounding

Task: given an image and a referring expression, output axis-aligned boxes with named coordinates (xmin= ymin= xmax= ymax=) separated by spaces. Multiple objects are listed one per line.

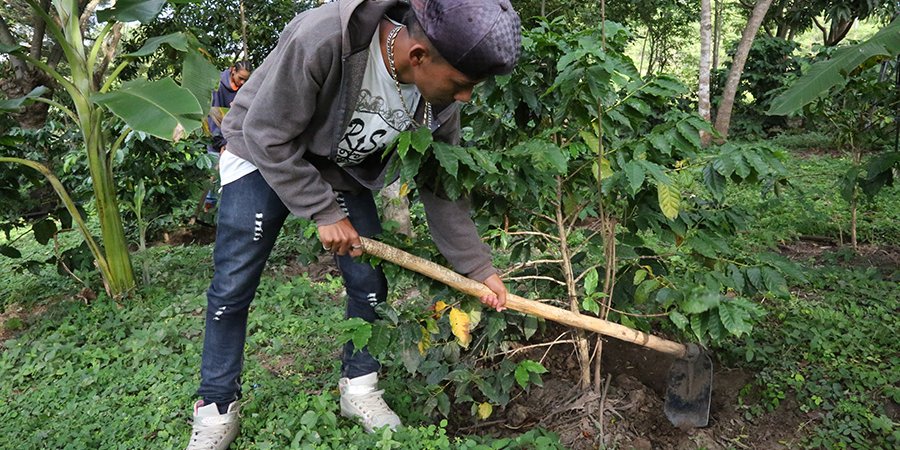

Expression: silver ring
xmin=323 ymin=245 xmax=331 ymax=251
xmin=351 ymin=244 xmax=362 ymax=250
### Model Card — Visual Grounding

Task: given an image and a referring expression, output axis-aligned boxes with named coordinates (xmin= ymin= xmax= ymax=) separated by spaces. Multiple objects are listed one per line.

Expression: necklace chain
xmin=386 ymin=24 xmax=432 ymax=129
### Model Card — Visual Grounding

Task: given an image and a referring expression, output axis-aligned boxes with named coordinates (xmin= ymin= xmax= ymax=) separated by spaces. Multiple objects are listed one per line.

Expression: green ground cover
xmin=0 ymin=141 xmax=897 ymax=448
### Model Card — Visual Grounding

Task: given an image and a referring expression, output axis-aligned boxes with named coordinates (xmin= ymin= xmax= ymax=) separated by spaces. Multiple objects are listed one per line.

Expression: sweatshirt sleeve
xmin=208 ymin=87 xmax=227 ymax=151
xmin=417 ymin=107 xmax=497 ymax=282
xmin=225 ymin=21 xmax=345 ymax=225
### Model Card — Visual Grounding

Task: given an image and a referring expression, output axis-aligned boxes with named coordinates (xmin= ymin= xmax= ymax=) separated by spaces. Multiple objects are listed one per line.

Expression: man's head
xmin=402 ymin=0 xmax=521 ymax=104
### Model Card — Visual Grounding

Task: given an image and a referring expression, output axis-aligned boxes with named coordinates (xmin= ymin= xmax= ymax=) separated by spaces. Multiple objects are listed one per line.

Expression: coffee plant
xmin=343 ymin=18 xmax=799 ymax=421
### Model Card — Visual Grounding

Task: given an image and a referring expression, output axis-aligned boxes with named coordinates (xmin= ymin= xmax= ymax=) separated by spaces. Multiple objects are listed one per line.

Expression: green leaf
xmin=634 ymin=279 xmax=660 ymax=304
xmin=657 ymin=182 xmax=681 ymax=220
xmin=690 ymin=313 xmax=708 ymax=342
xmin=523 ymin=315 xmax=538 ymax=339
xmin=731 ymin=152 xmax=751 ymax=178
xmin=400 ymin=346 xmax=421 ymax=374
xmin=712 ymin=153 xmax=735 ymax=177
xmin=702 ymin=164 xmax=726 ymax=201
xmin=648 ymin=132 xmax=672 ymax=155
xmin=581 ymin=296 xmax=600 ymax=315
xmin=768 ymin=17 xmax=900 ymax=115
xmin=0 ymin=43 xmax=23 ymax=54
xmin=0 ymin=245 xmax=22 ymax=259
xmin=409 ymin=126 xmax=433 ymax=153
xmin=579 ymin=129 xmax=599 ymax=153
xmin=433 ymin=143 xmax=476 ymax=179
xmin=633 ymin=269 xmax=648 ymax=285
xmin=746 ymin=267 xmax=764 ymax=291
xmin=669 ymin=310 xmax=688 ymax=330
xmin=396 ymin=131 xmax=412 ymax=158
xmin=584 ymin=268 xmax=599 ymax=295
xmin=639 ymin=160 xmax=671 ymax=184
xmin=675 ymin=120 xmax=701 ymax=149
xmin=334 ymin=318 xmax=372 ymax=351
xmin=515 ymin=360 xmax=548 ymax=389
xmin=681 ymin=292 xmax=719 ymax=314
xmin=761 ymin=267 xmax=789 ymax=297
xmin=0 ymin=86 xmax=50 ymax=113
xmin=32 ymin=219 xmax=57 ymax=245
xmin=728 ymin=264 xmax=745 ymax=292
xmin=126 ymin=33 xmax=190 ymax=57
xmin=182 ymin=49 xmax=220 ymax=117
xmin=96 ymin=0 xmax=167 ymax=23
xmin=687 ymin=233 xmax=718 ymax=258
xmin=92 ymin=78 xmax=203 ymax=141
xmin=706 ymin=311 xmax=724 ymax=341
xmin=718 ymin=302 xmax=752 ymax=337
xmin=623 ymin=161 xmax=645 ymax=195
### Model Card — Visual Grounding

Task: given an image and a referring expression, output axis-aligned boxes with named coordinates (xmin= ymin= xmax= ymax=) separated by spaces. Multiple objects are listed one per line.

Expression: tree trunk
xmin=713 ymin=0 xmax=774 ymax=141
xmin=699 ymin=0 xmax=713 ymax=146
xmin=826 ymin=19 xmax=854 ymax=46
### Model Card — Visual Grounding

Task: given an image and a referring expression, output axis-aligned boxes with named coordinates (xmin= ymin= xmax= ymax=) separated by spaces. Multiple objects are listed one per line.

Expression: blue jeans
xmin=197 ymin=170 xmax=387 ymax=405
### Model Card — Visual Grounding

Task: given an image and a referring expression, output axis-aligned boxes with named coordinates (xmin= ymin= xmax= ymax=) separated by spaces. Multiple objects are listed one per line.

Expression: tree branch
xmin=0 ymin=14 xmax=28 ymax=78
xmin=30 ymin=0 xmax=51 ymax=60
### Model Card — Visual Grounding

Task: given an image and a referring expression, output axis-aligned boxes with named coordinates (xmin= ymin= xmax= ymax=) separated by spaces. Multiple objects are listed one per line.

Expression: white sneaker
xmin=186 ymin=400 xmax=239 ymax=450
xmin=339 ymin=372 xmax=402 ymax=433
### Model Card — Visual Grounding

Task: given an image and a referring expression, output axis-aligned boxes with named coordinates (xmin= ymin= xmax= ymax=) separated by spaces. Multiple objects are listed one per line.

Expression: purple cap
xmin=410 ymin=0 xmax=522 ymax=79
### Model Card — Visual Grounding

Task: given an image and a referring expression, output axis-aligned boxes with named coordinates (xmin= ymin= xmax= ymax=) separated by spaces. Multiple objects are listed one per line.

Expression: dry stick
xmin=598 ymin=374 xmax=612 ymax=443
xmin=593 ymin=0 xmax=612 ymax=393
xmin=360 ymin=237 xmax=688 ymax=357
xmin=556 ymin=177 xmax=592 ymax=389
xmin=238 ymin=0 xmax=250 ymax=61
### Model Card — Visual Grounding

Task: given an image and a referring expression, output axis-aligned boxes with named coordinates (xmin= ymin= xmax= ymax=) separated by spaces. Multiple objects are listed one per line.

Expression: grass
xmin=0 ymin=228 xmax=562 ymax=449
xmin=719 ymin=137 xmax=900 ymax=447
xmin=1 ymin=136 xmax=898 ymax=448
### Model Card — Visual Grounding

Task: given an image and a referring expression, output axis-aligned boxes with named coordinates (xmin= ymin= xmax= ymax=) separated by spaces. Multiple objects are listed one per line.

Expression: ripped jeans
xmin=197 ymin=170 xmax=387 ymax=406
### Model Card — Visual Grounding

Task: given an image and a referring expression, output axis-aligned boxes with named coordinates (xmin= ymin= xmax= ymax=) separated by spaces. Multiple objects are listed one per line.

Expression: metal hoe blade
xmin=664 ymin=344 xmax=713 ymax=428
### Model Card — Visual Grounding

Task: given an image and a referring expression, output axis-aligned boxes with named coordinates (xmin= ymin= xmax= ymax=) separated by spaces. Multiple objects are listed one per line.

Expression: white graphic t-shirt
xmin=335 ymin=22 xmax=420 ymax=166
xmin=220 ymin=21 xmax=420 ymax=185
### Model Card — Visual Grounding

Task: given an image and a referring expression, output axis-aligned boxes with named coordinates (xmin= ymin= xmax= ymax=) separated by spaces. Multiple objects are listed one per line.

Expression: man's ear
xmin=408 ymin=43 xmax=430 ymax=67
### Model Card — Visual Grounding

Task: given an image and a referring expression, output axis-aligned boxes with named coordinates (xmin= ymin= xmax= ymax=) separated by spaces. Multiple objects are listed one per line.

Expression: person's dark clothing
xmin=207 ymin=69 xmax=240 ymax=154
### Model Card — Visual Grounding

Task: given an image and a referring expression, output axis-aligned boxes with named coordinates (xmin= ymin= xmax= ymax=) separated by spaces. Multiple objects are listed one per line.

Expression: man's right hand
xmin=318 ymin=218 xmax=363 ymax=257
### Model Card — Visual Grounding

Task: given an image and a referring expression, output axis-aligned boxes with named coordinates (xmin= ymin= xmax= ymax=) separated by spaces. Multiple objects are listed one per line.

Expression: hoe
xmin=360 ymin=237 xmax=713 ymax=429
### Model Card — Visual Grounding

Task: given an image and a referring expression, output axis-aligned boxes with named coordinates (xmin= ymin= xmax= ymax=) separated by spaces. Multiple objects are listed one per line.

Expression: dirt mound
xmin=778 ymin=238 xmax=899 ymax=278
xmin=467 ymin=336 xmax=808 ymax=449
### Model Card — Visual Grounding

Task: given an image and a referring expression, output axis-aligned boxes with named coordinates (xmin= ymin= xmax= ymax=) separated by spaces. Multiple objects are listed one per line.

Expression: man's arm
xmin=225 ymin=17 xmax=346 ymax=226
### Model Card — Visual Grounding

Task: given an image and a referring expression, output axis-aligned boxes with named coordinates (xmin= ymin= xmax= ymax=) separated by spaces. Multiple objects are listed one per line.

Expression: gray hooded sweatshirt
xmin=221 ymin=0 xmax=496 ymax=281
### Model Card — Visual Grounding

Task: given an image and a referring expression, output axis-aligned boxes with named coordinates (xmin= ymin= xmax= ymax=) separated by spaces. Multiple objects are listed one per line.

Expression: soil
xmin=0 ymin=302 xmax=49 ymax=342
xmin=457 ymin=329 xmax=810 ymax=449
xmin=777 ymin=237 xmax=900 ymax=278
xmin=156 ymin=220 xmax=217 ymax=246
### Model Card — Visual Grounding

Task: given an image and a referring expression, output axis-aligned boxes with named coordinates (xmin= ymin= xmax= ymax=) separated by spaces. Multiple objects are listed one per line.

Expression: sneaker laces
xmin=189 ymin=415 xmax=234 ymax=449
xmin=346 ymin=389 xmax=395 ymax=422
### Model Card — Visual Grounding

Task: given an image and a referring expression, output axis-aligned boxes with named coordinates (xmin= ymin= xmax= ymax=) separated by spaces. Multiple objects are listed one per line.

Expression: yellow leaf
xmin=417 ymin=326 xmax=431 ymax=355
xmin=657 ymin=182 xmax=681 ymax=220
xmin=477 ymin=402 xmax=493 ymax=420
xmin=399 ymin=182 xmax=410 ymax=198
xmin=449 ymin=307 xmax=472 ymax=348
xmin=591 ymin=158 xmax=613 ymax=180
xmin=434 ymin=300 xmax=449 ymax=314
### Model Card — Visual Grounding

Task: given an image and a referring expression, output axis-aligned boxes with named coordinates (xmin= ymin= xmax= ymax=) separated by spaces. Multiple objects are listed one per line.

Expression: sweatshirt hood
xmin=219 ymin=69 xmax=238 ymax=93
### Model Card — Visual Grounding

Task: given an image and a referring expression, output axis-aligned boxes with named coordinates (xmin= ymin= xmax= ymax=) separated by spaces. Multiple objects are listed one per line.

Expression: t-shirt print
xmin=335 ymin=22 xmax=421 ymax=168
xmin=335 ymin=89 xmax=413 ymax=166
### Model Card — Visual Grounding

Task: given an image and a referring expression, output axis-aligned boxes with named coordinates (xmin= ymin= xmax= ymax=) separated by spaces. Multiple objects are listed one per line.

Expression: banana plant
xmin=0 ymin=0 xmax=218 ymax=297
xmin=767 ymin=17 xmax=900 ymax=116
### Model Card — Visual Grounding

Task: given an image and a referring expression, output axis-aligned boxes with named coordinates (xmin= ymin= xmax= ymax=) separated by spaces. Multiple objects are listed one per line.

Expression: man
xmin=186 ymin=0 xmax=521 ymax=448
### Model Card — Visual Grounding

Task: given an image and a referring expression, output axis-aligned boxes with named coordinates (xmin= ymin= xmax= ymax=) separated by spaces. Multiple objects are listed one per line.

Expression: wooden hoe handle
xmin=360 ymin=237 xmax=688 ymax=358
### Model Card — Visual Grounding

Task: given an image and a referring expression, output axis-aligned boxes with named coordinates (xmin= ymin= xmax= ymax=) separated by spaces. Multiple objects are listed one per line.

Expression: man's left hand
xmin=480 ymin=274 xmax=507 ymax=312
